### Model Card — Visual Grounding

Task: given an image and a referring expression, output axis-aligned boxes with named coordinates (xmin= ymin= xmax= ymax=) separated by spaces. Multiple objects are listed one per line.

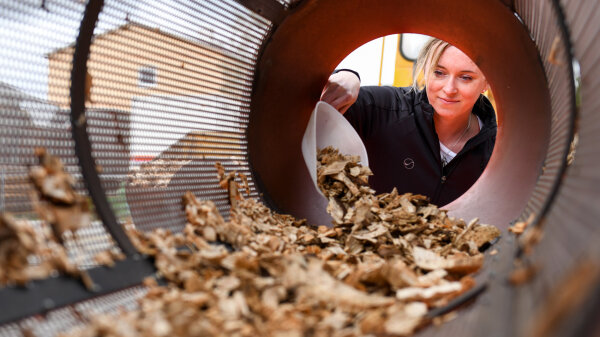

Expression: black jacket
xmin=344 ymin=86 xmax=496 ymax=206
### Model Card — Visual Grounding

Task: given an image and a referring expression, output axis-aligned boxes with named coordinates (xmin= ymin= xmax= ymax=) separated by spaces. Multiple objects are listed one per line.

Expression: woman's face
xmin=425 ymin=46 xmax=488 ymax=118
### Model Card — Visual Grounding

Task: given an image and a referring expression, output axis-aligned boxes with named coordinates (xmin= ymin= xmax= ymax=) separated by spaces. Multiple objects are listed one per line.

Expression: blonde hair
xmin=411 ymin=38 xmax=450 ymax=90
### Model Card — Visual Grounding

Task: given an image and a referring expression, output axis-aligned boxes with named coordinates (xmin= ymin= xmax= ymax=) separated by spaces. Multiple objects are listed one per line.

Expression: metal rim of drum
xmin=64 ymin=0 xmax=588 ymax=335
xmin=60 ymin=1 xmax=600 ymax=336
xmin=247 ymin=0 xmax=576 ymax=229
xmin=70 ymin=0 xmax=138 ymax=256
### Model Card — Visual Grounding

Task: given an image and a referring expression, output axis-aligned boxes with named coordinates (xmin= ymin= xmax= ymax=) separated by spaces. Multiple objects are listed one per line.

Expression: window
xmin=400 ymin=33 xmax=430 ymax=61
xmin=138 ymin=66 xmax=157 ymax=87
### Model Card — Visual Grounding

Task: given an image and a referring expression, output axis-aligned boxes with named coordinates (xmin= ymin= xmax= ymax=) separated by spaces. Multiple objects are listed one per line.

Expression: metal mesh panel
xmin=0 ymin=285 xmax=147 ymax=337
xmin=1 ymin=0 xmax=598 ymax=336
xmin=75 ymin=0 xmax=271 ymax=233
xmin=72 ymin=285 xmax=147 ymax=319
xmin=0 ymin=0 xmax=120 ymax=271
xmin=513 ymin=1 xmax=600 ymax=336
xmin=19 ymin=308 xmax=81 ymax=337
xmin=514 ymin=0 xmax=575 ymax=222
xmin=1 ymin=0 xmax=273 ymax=333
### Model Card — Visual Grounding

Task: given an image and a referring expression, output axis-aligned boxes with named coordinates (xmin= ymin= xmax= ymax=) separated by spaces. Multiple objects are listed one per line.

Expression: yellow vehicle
xmin=392 ymin=33 xmax=429 ymax=87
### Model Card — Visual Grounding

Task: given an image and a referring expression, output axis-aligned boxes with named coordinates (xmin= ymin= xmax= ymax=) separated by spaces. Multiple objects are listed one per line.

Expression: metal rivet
xmin=42 ymin=298 xmax=55 ymax=310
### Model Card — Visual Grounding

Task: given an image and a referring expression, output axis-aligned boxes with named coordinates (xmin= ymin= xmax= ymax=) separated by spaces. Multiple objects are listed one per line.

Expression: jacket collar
xmin=413 ymin=89 xmax=439 ymax=157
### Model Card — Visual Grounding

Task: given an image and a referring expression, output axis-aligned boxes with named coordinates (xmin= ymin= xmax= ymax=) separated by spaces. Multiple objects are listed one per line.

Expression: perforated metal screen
xmin=77 ymin=0 xmax=271 ymax=233
xmin=1 ymin=0 xmax=272 ymax=250
xmin=1 ymin=0 xmax=599 ymax=336
xmin=0 ymin=0 xmax=274 ymax=333
xmin=0 ymin=0 xmax=119 ymax=271
xmin=510 ymin=0 xmax=600 ymax=336
xmin=516 ymin=0 xmax=576 ymax=223
xmin=0 ymin=0 xmax=273 ymax=277
xmin=0 ymin=286 xmax=147 ymax=337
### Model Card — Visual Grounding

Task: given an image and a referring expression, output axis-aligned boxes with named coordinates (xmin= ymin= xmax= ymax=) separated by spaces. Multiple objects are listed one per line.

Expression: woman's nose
xmin=443 ymin=78 xmax=458 ymax=95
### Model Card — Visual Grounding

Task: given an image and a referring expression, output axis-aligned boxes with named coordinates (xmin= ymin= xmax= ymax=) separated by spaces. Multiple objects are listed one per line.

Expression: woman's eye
xmin=460 ymin=75 xmax=473 ymax=81
xmin=433 ymin=70 xmax=444 ymax=77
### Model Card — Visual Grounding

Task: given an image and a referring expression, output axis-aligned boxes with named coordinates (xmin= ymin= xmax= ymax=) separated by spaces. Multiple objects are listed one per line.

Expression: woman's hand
xmin=320 ymin=71 xmax=360 ymax=114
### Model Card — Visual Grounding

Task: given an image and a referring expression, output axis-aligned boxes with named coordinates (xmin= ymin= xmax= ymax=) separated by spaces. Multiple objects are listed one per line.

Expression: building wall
xmin=48 ymin=23 xmax=229 ymax=111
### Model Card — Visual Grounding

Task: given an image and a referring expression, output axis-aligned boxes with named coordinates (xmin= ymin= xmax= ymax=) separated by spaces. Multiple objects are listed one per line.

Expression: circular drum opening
xmin=327 ymin=33 xmax=500 ymax=207
xmin=248 ymin=0 xmax=562 ymax=228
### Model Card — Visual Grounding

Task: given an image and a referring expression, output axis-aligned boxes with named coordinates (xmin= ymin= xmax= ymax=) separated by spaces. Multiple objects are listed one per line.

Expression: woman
xmin=320 ymin=38 xmax=496 ymax=206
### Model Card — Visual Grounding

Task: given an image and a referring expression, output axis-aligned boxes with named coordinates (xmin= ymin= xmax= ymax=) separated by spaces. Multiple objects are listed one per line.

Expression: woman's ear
xmin=482 ymin=82 xmax=489 ymax=94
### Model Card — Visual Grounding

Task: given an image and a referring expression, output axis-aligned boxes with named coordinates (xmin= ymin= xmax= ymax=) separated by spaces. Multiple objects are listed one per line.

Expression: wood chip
xmin=509 ymin=260 xmax=540 ymax=286
xmin=547 ymin=35 xmax=564 ymax=66
xmin=509 ymin=213 xmax=535 ymax=235
xmin=29 ymin=148 xmax=90 ymax=243
xmin=0 ymin=149 xmax=126 ymax=287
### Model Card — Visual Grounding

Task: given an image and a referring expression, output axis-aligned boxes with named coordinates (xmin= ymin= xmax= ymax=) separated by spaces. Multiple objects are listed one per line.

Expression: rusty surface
xmin=248 ymin=0 xmax=551 ymax=229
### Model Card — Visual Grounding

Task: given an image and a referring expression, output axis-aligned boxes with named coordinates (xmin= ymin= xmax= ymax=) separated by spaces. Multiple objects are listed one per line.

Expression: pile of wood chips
xmin=0 ymin=212 xmax=78 ymax=286
xmin=60 ymin=146 xmax=500 ymax=337
xmin=0 ymin=148 xmax=122 ymax=287
xmin=29 ymin=148 xmax=91 ymax=244
xmin=127 ymin=159 xmax=191 ymax=189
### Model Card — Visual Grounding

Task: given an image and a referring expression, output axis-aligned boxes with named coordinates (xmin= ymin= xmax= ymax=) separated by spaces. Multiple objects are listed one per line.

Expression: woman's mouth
xmin=439 ymin=97 xmax=459 ymax=104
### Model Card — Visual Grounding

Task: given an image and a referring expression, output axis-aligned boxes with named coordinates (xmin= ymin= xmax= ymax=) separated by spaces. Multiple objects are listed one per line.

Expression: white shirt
xmin=439 ymin=115 xmax=483 ymax=166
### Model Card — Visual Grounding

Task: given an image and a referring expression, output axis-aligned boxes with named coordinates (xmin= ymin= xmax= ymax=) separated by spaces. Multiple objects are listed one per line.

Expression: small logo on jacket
xmin=403 ymin=158 xmax=415 ymax=169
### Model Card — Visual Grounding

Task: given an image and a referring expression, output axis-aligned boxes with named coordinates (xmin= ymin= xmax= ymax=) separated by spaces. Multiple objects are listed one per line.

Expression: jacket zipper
xmin=432 ymin=161 xmax=447 ymax=203
xmin=433 ymin=151 xmax=461 ymax=203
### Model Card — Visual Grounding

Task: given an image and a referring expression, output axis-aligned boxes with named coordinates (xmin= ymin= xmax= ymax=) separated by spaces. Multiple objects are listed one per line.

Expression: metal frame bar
xmin=533 ymin=0 xmax=578 ymax=222
xmin=70 ymin=0 xmax=138 ymax=257
xmin=233 ymin=0 xmax=287 ymax=25
xmin=0 ymin=256 xmax=155 ymax=325
xmin=516 ymin=0 xmax=578 ymax=257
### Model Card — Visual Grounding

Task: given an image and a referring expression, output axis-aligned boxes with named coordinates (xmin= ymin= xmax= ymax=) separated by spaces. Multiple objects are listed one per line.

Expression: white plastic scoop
xmin=301 ymin=101 xmax=369 ymax=196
